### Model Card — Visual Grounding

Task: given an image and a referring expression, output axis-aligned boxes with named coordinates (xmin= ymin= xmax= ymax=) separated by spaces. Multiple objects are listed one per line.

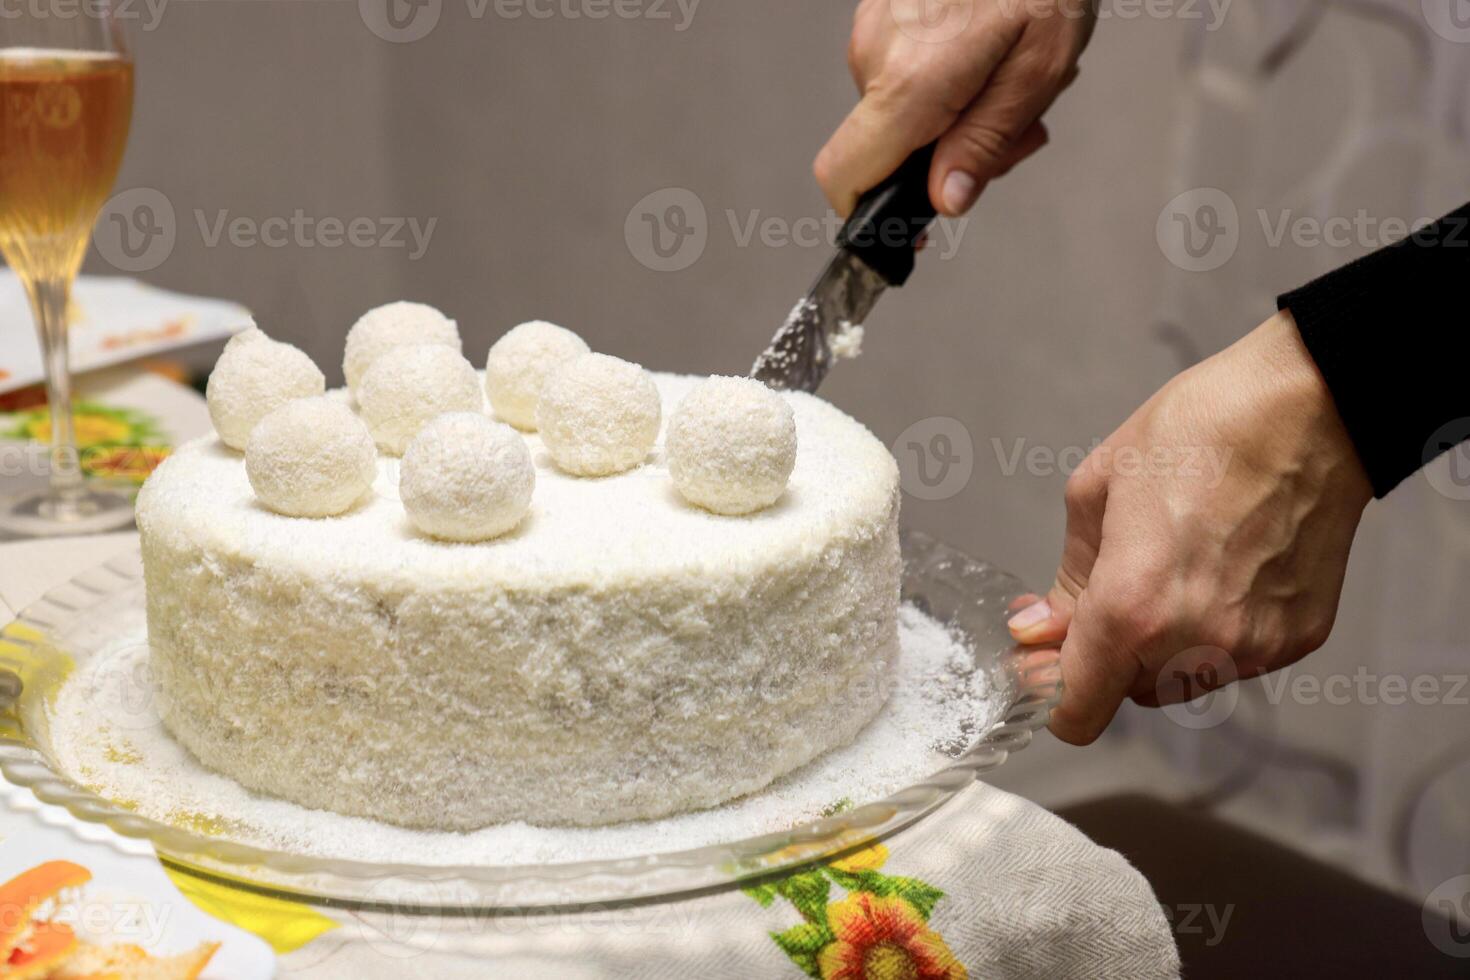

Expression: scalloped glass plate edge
xmin=0 ymin=529 xmax=1061 ymax=911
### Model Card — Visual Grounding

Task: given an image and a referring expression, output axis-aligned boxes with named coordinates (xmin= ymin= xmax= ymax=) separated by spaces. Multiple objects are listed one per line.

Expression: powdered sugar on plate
xmin=46 ymin=603 xmax=1002 ymax=867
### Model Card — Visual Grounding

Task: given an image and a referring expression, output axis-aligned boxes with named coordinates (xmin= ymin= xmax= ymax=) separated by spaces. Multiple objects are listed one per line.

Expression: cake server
xmin=752 ymin=143 xmax=938 ymax=393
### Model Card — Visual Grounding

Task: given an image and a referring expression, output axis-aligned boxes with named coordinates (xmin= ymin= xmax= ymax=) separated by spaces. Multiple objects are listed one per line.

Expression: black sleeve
xmin=1277 ymin=202 xmax=1470 ymax=498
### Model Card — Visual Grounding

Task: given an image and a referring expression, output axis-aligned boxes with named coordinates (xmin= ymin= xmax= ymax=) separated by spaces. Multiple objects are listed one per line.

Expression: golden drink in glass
xmin=0 ymin=38 xmax=135 ymax=535
xmin=0 ymin=51 xmax=133 ymax=283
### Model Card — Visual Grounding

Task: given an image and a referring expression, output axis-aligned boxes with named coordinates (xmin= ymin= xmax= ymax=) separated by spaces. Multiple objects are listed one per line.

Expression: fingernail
xmin=1008 ymin=592 xmax=1042 ymax=613
xmin=1007 ymin=600 xmax=1052 ymax=634
xmin=942 ymin=170 xmax=978 ymax=215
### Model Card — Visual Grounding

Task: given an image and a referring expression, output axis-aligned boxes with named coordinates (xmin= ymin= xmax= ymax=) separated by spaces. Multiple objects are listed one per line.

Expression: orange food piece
xmin=0 ymin=862 xmax=91 ymax=962
xmin=5 ymin=921 xmax=79 ymax=979
xmin=0 ymin=861 xmax=221 ymax=979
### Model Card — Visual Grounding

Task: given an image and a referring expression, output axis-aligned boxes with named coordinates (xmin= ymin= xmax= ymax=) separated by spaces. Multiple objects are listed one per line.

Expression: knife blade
xmin=752 ymin=142 xmax=939 ymax=392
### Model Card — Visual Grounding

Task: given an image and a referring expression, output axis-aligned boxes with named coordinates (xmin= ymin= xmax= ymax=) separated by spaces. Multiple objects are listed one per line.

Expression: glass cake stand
xmin=0 ymin=530 xmax=1061 ymax=913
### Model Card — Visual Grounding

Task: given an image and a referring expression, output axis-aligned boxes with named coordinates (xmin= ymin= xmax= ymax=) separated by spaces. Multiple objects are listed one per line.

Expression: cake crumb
xmin=831 ymin=320 xmax=864 ymax=360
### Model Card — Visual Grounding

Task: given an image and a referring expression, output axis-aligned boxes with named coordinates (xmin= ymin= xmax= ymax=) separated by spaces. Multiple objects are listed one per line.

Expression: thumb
xmin=929 ymin=57 xmax=1080 ymax=216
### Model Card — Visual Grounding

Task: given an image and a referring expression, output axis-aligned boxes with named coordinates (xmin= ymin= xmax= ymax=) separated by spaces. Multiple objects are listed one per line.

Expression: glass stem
xmin=27 ymin=275 xmax=88 ymax=518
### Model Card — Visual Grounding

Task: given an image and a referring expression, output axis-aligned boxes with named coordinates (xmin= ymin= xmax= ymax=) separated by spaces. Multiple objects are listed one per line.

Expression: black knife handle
xmin=836 ymin=142 xmax=938 ymax=287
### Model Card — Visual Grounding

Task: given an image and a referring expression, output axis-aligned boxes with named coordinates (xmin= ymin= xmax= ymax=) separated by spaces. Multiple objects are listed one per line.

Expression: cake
xmin=138 ymin=345 xmax=901 ymax=829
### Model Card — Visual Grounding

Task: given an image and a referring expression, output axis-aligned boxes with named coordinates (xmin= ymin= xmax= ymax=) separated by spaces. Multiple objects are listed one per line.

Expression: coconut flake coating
xmin=343 ymin=301 xmax=460 ymax=394
xmin=357 ymin=345 xmax=483 ymax=455
xmin=483 ymin=320 xmax=590 ymax=431
xmin=401 ymin=413 xmax=534 ymax=542
xmin=136 ymin=373 xmax=901 ymax=830
xmin=537 ymin=353 xmax=660 ymax=476
xmin=205 ymin=328 xmax=325 ymax=451
xmin=244 ymin=398 xmax=376 ymax=517
xmin=668 ymin=376 xmax=797 ymax=515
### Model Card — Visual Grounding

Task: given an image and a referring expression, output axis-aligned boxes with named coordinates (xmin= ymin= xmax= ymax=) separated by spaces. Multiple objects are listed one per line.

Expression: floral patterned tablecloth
xmin=0 ymin=366 xmax=212 ymax=547
xmin=3 ymin=760 xmax=1180 ymax=980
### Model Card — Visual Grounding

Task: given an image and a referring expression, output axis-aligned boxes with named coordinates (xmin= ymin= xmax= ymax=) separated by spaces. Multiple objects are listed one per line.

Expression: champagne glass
xmin=0 ymin=7 xmax=134 ymax=535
